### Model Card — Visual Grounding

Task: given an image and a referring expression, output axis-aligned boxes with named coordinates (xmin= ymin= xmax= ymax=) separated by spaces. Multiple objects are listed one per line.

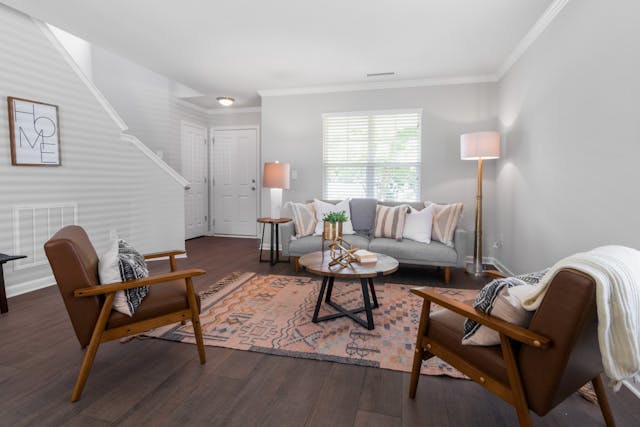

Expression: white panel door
xmin=212 ymin=129 xmax=258 ymax=236
xmin=181 ymin=123 xmax=208 ymax=239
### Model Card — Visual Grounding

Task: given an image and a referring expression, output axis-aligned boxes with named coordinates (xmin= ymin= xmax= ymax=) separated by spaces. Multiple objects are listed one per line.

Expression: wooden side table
xmin=257 ymin=217 xmax=292 ymax=266
xmin=0 ymin=254 xmax=27 ymax=314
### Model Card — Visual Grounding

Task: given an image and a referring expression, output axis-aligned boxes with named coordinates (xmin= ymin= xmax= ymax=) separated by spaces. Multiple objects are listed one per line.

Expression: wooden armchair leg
xmin=186 ymin=278 xmax=206 ymax=364
xmin=409 ymin=299 xmax=432 ymax=398
xmin=500 ymin=334 xmax=532 ymax=427
xmin=592 ymin=375 xmax=616 ymax=427
xmin=71 ymin=293 xmax=114 ymax=402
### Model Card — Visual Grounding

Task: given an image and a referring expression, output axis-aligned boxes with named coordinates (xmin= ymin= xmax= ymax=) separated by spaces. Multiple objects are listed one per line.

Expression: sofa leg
xmin=293 ymin=257 xmax=300 ymax=273
xmin=443 ymin=267 xmax=451 ymax=285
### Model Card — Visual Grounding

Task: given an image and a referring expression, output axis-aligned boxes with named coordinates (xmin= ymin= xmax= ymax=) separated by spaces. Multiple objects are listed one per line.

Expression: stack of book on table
xmin=354 ymin=249 xmax=377 ymax=264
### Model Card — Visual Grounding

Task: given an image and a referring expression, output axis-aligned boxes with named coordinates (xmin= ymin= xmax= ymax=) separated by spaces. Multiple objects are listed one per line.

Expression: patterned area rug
xmin=143 ymin=272 xmax=596 ymax=402
xmin=145 ymin=272 xmax=474 ymax=377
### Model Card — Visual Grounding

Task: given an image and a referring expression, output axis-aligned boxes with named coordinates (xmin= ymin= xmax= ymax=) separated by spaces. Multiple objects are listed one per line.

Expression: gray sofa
xmin=280 ymin=198 xmax=468 ymax=283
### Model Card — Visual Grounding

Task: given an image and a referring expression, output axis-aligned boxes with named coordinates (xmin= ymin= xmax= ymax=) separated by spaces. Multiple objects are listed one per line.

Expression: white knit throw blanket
xmin=517 ymin=246 xmax=640 ymax=390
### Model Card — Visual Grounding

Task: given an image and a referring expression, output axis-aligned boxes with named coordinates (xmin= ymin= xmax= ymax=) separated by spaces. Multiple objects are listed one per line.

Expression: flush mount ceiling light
xmin=216 ymin=96 xmax=235 ymax=106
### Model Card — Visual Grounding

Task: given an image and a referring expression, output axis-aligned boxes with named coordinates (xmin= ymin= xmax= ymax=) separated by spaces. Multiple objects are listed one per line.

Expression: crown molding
xmin=207 ymin=106 xmax=262 ymax=115
xmin=258 ymin=1 xmax=570 ymax=97
xmin=175 ymin=98 xmax=207 ymax=114
xmin=257 ymin=74 xmax=497 ymax=97
xmin=497 ymin=0 xmax=571 ymax=79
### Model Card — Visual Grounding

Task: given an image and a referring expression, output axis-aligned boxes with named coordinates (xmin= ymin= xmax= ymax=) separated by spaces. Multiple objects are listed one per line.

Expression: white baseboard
xmin=6 ymin=275 xmax=55 ymax=298
xmin=489 ymin=257 xmax=515 ymax=276
xmin=464 ymin=256 xmax=514 ymax=276
xmin=7 ymin=255 xmax=188 ymax=298
xmin=145 ymin=253 xmax=188 ymax=262
xmin=211 ymin=233 xmax=258 ymax=239
xmin=623 ymin=380 xmax=640 ymax=399
xmin=259 ymin=243 xmax=283 ymax=250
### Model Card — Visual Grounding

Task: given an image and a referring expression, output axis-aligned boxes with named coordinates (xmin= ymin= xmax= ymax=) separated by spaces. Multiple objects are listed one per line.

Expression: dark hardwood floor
xmin=1 ymin=236 xmax=638 ymax=426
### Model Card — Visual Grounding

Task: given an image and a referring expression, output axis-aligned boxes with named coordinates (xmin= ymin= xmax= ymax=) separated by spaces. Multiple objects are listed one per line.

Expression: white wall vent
xmin=12 ymin=203 xmax=78 ymax=270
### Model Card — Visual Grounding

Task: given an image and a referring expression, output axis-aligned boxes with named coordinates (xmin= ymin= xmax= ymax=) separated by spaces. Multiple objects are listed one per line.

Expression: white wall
xmin=90 ymin=46 xmax=208 ymax=174
xmin=496 ymin=0 xmax=640 ymax=274
xmin=0 ymin=5 xmax=186 ymax=296
xmin=261 ymin=84 xmax=499 ymax=256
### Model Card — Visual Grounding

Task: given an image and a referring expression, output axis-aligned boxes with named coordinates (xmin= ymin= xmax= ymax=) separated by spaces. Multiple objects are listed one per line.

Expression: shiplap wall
xmin=0 ymin=5 xmax=186 ymax=296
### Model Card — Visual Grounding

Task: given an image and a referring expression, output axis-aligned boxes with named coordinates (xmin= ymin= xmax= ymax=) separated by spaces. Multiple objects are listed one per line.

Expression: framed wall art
xmin=7 ymin=96 xmax=61 ymax=166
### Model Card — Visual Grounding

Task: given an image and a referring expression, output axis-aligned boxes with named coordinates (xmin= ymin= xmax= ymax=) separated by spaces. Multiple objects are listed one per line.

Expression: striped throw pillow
xmin=424 ymin=201 xmax=463 ymax=247
xmin=374 ymin=205 xmax=409 ymax=241
xmin=290 ymin=202 xmax=317 ymax=237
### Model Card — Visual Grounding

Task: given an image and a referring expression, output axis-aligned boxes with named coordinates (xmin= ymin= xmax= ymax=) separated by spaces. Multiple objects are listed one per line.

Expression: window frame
xmin=321 ymin=108 xmax=423 ymax=202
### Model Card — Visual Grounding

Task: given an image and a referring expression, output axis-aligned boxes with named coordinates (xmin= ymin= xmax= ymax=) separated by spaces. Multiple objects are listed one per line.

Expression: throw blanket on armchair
xmin=518 ymin=246 xmax=640 ymax=390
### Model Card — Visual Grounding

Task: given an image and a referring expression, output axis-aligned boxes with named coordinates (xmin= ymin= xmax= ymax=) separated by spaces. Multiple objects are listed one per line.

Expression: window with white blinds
xmin=323 ymin=109 xmax=421 ymax=202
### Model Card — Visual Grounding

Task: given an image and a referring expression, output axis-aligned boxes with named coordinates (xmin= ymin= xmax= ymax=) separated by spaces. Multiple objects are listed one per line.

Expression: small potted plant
xmin=322 ymin=210 xmax=349 ymax=241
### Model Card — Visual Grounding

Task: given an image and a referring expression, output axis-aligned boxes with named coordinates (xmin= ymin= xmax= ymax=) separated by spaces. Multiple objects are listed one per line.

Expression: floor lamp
xmin=460 ymin=131 xmax=500 ymax=277
xmin=263 ymin=161 xmax=290 ymax=219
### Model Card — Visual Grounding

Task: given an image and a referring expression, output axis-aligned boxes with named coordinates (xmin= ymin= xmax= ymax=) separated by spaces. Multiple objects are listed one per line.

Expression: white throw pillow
xmin=99 ymin=239 xmax=121 ymax=284
xmin=313 ymin=199 xmax=355 ymax=236
xmin=402 ymin=205 xmax=435 ymax=243
xmin=99 ymin=239 xmax=149 ymax=316
xmin=461 ymin=286 xmax=534 ymax=346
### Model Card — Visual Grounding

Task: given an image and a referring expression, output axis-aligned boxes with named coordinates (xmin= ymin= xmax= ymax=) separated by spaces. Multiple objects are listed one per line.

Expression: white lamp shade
xmin=460 ymin=131 xmax=501 ymax=160
xmin=263 ymin=162 xmax=290 ymax=189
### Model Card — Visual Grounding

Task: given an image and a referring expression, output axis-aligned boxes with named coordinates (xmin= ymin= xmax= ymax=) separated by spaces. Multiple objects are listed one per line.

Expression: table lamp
xmin=460 ymin=131 xmax=500 ymax=277
xmin=263 ymin=161 xmax=290 ymax=219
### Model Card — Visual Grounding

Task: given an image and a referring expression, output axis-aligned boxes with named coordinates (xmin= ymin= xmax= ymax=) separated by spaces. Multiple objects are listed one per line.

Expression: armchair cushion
xmin=428 ymin=308 xmax=509 ymax=386
xmin=107 ymin=279 xmax=201 ymax=329
xmin=99 ymin=239 xmax=150 ymax=316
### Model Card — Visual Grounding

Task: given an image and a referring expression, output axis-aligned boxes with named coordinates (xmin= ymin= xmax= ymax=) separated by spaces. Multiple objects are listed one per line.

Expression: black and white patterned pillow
xmin=462 ymin=269 xmax=549 ymax=342
xmin=116 ymin=240 xmax=149 ymax=315
xmin=98 ymin=239 xmax=149 ymax=316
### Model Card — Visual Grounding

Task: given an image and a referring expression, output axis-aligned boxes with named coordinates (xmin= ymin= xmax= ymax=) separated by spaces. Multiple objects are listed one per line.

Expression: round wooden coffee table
xmin=298 ymin=251 xmax=399 ymax=330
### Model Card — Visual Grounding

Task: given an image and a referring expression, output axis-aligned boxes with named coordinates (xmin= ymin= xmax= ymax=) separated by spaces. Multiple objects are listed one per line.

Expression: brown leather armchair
xmin=409 ymin=269 xmax=616 ymax=427
xmin=44 ymin=225 xmax=207 ymax=402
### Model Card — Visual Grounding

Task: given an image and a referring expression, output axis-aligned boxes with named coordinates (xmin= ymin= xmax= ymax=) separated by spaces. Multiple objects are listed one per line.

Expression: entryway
xmin=210 ymin=127 xmax=259 ymax=237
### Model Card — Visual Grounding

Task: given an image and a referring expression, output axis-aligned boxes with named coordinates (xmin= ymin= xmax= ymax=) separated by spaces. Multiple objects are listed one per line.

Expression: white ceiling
xmin=2 ymin=0 xmax=553 ymax=109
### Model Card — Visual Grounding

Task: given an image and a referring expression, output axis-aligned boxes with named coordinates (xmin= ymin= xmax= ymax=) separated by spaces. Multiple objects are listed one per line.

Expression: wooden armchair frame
xmin=409 ymin=270 xmax=615 ymax=427
xmin=70 ymin=250 xmax=206 ymax=402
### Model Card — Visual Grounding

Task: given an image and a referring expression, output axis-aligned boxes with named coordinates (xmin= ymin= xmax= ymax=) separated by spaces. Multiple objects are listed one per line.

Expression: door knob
xmin=252 ymin=186 xmax=256 ymax=191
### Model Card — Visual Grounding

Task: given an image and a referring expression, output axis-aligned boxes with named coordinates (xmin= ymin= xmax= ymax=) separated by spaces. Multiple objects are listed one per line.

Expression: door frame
xmin=209 ymin=124 xmax=261 ymax=238
xmin=181 ymin=120 xmax=209 ymax=239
